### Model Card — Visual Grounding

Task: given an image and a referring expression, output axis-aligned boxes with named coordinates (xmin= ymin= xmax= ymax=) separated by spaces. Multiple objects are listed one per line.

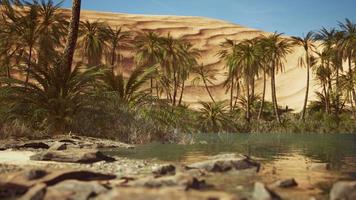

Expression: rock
xmin=186 ymin=155 xmax=260 ymax=173
xmin=96 ymin=187 xmax=240 ymax=200
xmin=0 ymin=169 xmax=116 ymax=199
xmin=30 ymin=149 xmax=115 ymax=163
xmin=19 ymin=183 xmax=46 ymax=200
xmin=329 ymin=181 xmax=356 ymax=200
xmin=252 ymin=182 xmax=281 ymax=200
xmin=272 ymin=178 xmax=298 ymax=188
xmin=43 ymin=180 xmax=109 ymax=200
xmin=20 ymin=142 xmax=50 ymax=149
xmin=308 ymin=163 xmax=330 ymax=171
xmin=128 ymin=173 xmax=211 ymax=190
xmin=152 ymin=164 xmax=176 ymax=176
xmin=48 ymin=142 xmax=67 ymax=151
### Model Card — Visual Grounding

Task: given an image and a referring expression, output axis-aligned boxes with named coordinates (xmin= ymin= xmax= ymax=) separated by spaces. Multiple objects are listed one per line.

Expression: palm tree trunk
xmin=62 ymin=0 xmax=81 ymax=72
xmin=25 ymin=45 xmax=33 ymax=86
xmin=271 ymin=65 xmax=281 ymax=123
xmin=258 ymin=70 xmax=266 ymax=120
xmin=251 ymin=77 xmax=255 ymax=99
xmin=246 ymin=77 xmax=251 ymax=122
xmin=336 ymin=67 xmax=340 ymax=115
xmin=202 ymin=75 xmax=215 ymax=103
xmin=301 ymin=52 xmax=310 ymax=121
xmin=233 ymin=80 xmax=240 ymax=109
xmin=349 ymin=56 xmax=356 ymax=109
xmin=323 ymin=84 xmax=330 ymax=113
xmin=230 ymin=76 xmax=234 ymax=111
xmin=178 ymin=80 xmax=185 ymax=106
xmin=110 ymin=45 xmax=117 ymax=72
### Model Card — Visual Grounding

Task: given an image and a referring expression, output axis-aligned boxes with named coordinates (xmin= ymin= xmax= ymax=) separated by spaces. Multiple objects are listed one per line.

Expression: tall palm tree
xmin=315 ymin=28 xmax=344 ymax=114
xmin=218 ymin=39 xmax=238 ymax=111
xmin=102 ymin=26 xmax=131 ymax=71
xmin=192 ymin=64 xmax=218 ymax=103
xmin=260 ymin=33 xmax=294 ymax=123
xmin=78 ymin=20 xmax=106 ymax=66
xmin=339 ymin=19 xmax=356 ymax=110
xmin=292 ymin=31 xmax=316 ymax=120
xmin=62 ymin=0 xmax=81 ymax=72
xmin=135 ymin=32 xmax=163 ymax=96
xmin=177 ymin=42 xmax=200 ymax=105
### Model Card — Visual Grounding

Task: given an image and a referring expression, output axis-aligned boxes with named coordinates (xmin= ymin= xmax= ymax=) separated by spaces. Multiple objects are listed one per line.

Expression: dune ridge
xmin=76 ymin=9 xmax=316 ymax=111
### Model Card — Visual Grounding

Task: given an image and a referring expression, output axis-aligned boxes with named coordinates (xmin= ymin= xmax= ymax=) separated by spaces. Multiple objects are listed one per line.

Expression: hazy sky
xmin=57 ymin=0 xmax=356 ymax=36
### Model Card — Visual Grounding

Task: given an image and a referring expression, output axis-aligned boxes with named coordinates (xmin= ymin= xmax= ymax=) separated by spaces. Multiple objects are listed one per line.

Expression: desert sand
xmin=72 ymin=9 xmax=317 ymax=111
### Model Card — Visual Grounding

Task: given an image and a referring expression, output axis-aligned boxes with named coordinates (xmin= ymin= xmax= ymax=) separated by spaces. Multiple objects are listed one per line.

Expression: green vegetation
xmin=0 ymin=0 xmax=355 ymax=143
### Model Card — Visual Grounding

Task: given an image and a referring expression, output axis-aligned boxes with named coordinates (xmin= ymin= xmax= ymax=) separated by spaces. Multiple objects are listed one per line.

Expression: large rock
xmin=0 ymin=169 xmax=116 ymax=199
xmin=19 ymin=183 xmax=46 ymax=200
xmin=30 ymin=149 xmax=115 ymax=163
xmin=252 ymin=182 xmax=281 ymax=200
xmin=127 ymin=173 xmax=210 ymax=190
xmin=95 ymin=187 xmax=240 ymax=200
xmin=48 ymin=142 xmax=67 ymax=151
xmin=43 ymin=180 xmax=109 ymax=200
xmin=329 ymin=181 xmax=356 ymax=200
xmin=186 ymin=155 xmax=260 ymax=172
xmin=152 ymin=164 xmax=176 ymax=176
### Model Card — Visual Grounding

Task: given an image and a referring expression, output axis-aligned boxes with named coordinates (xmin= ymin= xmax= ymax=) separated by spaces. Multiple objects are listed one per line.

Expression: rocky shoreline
xmin=0 ymin=136 xmax=355 ymax=200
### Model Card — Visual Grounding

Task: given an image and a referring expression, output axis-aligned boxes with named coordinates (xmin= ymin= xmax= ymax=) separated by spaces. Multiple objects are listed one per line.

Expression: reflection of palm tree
xmin=292 ymin=32 xmax=316 ymax=120
xmin=78 ymin=20 xmax=106 ymax=66
xmin=260 ymin=33 xmax=294 ymax=123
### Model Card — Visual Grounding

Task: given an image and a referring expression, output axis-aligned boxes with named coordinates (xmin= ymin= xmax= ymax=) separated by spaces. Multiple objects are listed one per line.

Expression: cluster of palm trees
xmin=217 ymin=22 xmax=356 ymax=123
xmin=0 ymin=0 xmax=355 ymax=135
xmin=218 ymin=34 xmax=294 ymax=123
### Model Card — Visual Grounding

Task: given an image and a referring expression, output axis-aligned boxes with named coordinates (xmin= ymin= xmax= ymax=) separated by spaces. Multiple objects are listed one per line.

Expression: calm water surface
xmin=109 ymin=133 xmax=356 ymax=199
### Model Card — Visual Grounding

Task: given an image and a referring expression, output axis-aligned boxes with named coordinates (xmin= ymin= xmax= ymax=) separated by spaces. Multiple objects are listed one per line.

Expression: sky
xmin=56 ymin=0 xmax=356 ymax=37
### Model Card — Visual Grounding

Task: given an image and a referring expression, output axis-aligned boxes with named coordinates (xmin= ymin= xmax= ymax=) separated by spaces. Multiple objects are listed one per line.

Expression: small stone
xmin=273 ymin=178 xmax=298 ymax=188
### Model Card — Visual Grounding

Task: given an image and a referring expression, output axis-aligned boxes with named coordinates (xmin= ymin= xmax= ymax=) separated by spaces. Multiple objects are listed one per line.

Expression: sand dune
xmin=76 ymin=9 xmax=318 ymax=111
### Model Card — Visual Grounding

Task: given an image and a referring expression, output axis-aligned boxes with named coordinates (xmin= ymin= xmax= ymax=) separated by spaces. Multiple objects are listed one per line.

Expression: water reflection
xmin=107 ymin=133 xmax=356 ymax=199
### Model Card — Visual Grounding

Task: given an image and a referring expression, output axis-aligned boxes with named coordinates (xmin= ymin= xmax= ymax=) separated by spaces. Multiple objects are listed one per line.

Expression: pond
xmin=108 ymin=133 xmax=356 ymax=199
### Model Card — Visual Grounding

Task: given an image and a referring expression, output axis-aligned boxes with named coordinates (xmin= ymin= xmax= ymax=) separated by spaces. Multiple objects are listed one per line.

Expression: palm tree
xmin=292 ymin=31 xmax=316 ymax=120
xmin=102 ymin=26 xmax=131 ymax=71
xmin=218 ymin=39 xmax=239 ymax=111
xmin=0 ymin=58 xmax=102 ymax=135
xmin=314 ymin=53 xmax=332 ymax=113
xmin=135 ymin=32 xmax=163 ymax=96
xmin=256 ymin=37 xmax=270 ymax=120
xmin=177 ymin=42 xmax=200 ymax=105
xmin=101 ymin=66 xmax=156 ymax=106
xmin=229 ymin=39 xmax=261 ymax=122
xmin=260 ymin=33 xmax=294 ymax=123
xmin=198 ymin=101 xmax=232 ymax=133
xmin=36 ymin=0 xmax=68 ymax=66
xmin=315 ymin=28 xmax=344 ymax=114
xmin=192 ymin=64 xmax=218 ymax=103
xmin=78 ymin=20 xmax=106 ymax=66
xmin=62 ymin=0 xmax=81 ymax=72
xmin=338 ymin=19 xmax=356 ymax=110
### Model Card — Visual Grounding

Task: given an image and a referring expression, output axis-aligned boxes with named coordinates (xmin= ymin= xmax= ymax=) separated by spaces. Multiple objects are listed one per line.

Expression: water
xmin=108 ymin=133 xmax=356 ymax=199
